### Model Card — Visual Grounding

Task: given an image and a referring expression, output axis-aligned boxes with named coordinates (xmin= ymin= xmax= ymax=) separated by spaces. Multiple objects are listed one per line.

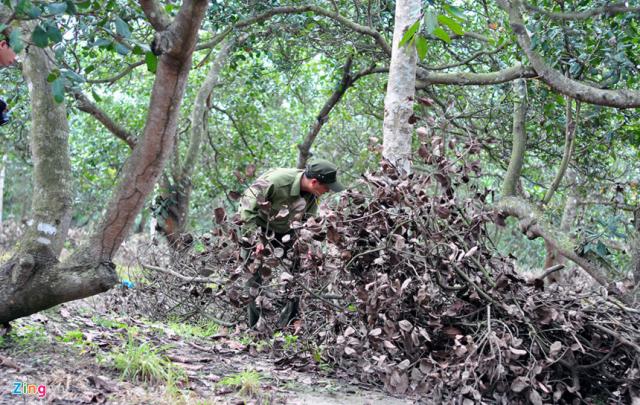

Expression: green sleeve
xmin=239 ymin=179 xmax=273 ymax=236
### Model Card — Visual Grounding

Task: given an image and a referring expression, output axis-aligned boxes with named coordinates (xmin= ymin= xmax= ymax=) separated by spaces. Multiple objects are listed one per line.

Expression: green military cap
xmin=305 ymin=159 xmax=345 ymax=192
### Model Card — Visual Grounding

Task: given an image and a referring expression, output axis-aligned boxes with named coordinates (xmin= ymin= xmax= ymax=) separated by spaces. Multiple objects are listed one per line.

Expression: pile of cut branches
xmin=129 ymin=137 xmax=639 ymax=403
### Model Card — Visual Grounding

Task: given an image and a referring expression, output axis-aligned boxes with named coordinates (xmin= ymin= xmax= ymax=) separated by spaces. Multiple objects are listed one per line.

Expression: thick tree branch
xmin=85 ymin=0 xmax=209 ymax=261
xmin=502 ymin=79 xmax=528 ymax=197
xmin=524 ymin=1 xmax=640 ymax=21
xmin=496 ymin=196 xmax=619 ymax=293
xmin=71 ymin=90 xmax=137 ymax=149
xmin=498 ymin=0 xmax=640 ymax=108
xmin=297 ymin=56 xmax=355 ymax=168
xmin=543 ymin=99 xmax=579 ymax=204
xmin=139 ymin=0 xmax=172 ymax=31
xmin=417 ymin=63 xmax=536 ymax=86
xmin=183 ymin=36 xmax=241 ymax=177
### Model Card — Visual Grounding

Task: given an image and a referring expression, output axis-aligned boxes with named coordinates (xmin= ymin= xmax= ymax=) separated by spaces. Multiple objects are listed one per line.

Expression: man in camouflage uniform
xmin=239 ymin=159 xmax=345 ymax=328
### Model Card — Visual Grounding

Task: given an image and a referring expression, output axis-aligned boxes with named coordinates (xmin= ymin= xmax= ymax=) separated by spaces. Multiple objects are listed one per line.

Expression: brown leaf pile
xmin=132 ymin=138 xmax=640 ymax=403
xmin=296 ymin=171 xmax=640 ymax=403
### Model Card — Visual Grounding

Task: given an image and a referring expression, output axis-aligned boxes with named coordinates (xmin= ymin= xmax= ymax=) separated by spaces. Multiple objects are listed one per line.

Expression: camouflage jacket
xmin=239 ymin=168 xmax=318 ymax=235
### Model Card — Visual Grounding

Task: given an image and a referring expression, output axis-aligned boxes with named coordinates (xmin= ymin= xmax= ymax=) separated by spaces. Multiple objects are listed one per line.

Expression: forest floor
xmin=0 ymin=289 xmax=411 ymax=404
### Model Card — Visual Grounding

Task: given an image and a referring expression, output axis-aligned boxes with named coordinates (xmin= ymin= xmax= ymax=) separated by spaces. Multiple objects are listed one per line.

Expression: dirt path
xmin=0 ymin=294 xmax=411 ymax=404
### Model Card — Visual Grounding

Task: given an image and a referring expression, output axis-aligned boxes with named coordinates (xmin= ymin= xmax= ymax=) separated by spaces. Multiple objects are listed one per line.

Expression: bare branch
xmin=496 ymin=196 xmax=618 ymax=292
xmin=297 ymin=56 xmax=355 ymax=168
xmin=209 ymin=104 xmax=256 ymax=159
xmin=542 ymin=99 xmax=579 ymax=204
xmin=85 ymin=61 xmax=146 ymax=85
xmin=71 ymin=89 xmax=137 ymax=149
xmin=499 ymin=0 xmax=640 ymax=108
xmin=578 ymin=200 xmax=637 ymax=212
xmin=417 ymin=63 xmax=536 ymax=86
xmin=502 ymin=79 xmax=528 ymax=197
xmin=198 ymin=6 xmax=392 ymax=56
xmin=421 ymin=40 xmax=509 ymax=71
xmin=525 ymin=1 xmax=640 ymax=21
xmin=141 ymin=262 xmax=223 ymax=284
xmin=538 ymin=264 xmax=565 ymax=280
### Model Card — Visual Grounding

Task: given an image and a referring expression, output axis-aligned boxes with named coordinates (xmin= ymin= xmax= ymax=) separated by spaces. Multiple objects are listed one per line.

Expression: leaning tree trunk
xmin=0 ymin=154 xmax=6 ymax=232
xmin=297 ymin=56 xmax=354 ymax=169
xmin=382 ymin=0 xmax=420 ymax=175
xmin=545 ymin=168 xmax=579 ymax=283
xmin=542 ymin=100 xmax=579 ymax=282
xmin=20 ymin=44 xmax=74 ymax=257
xmin=0 ymin=0 xmax=210 ymax=325
xmin=501 ymin=79 xmax=528 ymax=197
xmin=155 ymin=36 xmax=238 ymax=247
xmin=632 ymin=207 xmax=640 ymax=290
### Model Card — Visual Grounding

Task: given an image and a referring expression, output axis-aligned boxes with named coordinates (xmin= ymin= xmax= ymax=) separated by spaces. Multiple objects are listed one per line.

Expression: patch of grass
xmin=93 ymin=316 xmax=128 ymax=330
xmin=4 ymin=323 xmax=49 ymax=351
xmin=238 ymin=334 xmax=254 ymax=345
xmin=107 ymin=332 xmax=185 ymax=385
xmin=219 ymin=369 xmax=262 ymax=398
xmin=283 ymin=333 xmax=299 ymax=350
xmin=59 ymin=329 xmax=84 ymax=344
xmin=56 ymin=328 xmax=98 ymax=354
xmin=168 ymin=320 xmax=219 ymax=339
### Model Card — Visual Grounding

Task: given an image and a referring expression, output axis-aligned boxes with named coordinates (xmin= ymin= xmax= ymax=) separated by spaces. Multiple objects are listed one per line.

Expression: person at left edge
xmin=0 ymin=38 xmax=17 ymax=126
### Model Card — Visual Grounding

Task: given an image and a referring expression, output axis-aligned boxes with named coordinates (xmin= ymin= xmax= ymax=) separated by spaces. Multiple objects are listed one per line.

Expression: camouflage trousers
xmin=244 ymin=231 xmax=299 ymax=329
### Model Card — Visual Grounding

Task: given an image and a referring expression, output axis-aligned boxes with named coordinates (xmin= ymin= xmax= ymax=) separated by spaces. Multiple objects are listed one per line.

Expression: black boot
xmin=277 ymin=297 xmax=299 ymax=328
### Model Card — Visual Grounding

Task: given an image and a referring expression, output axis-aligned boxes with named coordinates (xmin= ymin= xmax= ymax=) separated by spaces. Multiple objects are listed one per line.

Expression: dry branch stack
xmin=131 ymin=136 xmax=639 ymax=403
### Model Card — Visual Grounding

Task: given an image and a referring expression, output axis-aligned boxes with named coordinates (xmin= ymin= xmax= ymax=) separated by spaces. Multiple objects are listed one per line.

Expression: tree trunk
xmin=297 ymin=56 xmax=354 ymax=169
xmin=82 ymin=0 xmax=209 ymax=262
xmin=382 ymin=0 xmax=420 ymax=175
xmin=545 ymin=168 xmax=578 ymax=283
xmin=21 ymin=43 xmax=74 ymax=257
xmin=501 ymin=79 xmax=528 ymax=197
xmin=0 ymin=41 xmax=100 ymax=325
xmin=155 ymin=36 xmax=237 ymax=247
xmin=632 ymin=207 xmax=640 ymax=288
xmin=543 ymin=100 xmax=579 ymax=204
xmin=0 ymin=0 xmax=210 ymax=325
xmin=0 ymin=154 xmax=5 ymax=233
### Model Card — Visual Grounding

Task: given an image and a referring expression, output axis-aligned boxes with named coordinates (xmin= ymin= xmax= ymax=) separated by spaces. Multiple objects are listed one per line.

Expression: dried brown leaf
xmin=398 ymin=320 xmax=413 ymax=332
xmin=511 ymin=376 xmax=528 ymax=393
xmin=528 ymin=388 xmax=543 ymax=405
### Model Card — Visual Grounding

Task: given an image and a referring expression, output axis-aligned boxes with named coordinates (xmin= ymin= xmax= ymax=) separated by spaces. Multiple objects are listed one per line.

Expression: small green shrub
xmin=9 ymin=323 xmax=48 ymax=351
xmin=59 ymin=329 xmax=84 ymax=344
xmin=92 ymin=316 xmax=128 ymax=330
xmin=108 ymin=333 xmax=185 ymax=385
xmin=168 ymin=320 xmax=219 ymax=339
